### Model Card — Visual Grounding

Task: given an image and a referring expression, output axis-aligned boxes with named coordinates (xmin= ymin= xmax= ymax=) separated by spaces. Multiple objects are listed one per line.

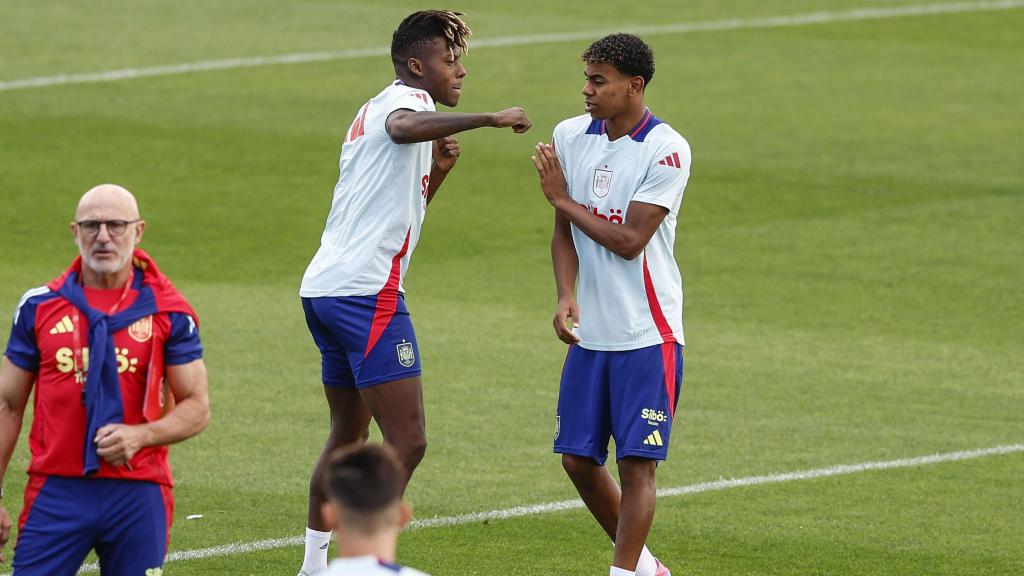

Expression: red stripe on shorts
xmin=160 ymin=484 xmax=175 ymax=553
xmin=660 ymin=342 xmax=678 ymax=419
xmin=17 ymin=475 xmax=48 ymax=534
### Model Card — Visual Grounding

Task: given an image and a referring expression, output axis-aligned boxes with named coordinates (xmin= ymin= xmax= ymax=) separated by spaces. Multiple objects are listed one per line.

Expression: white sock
xmin=634 ymin=545 xmax=658 ymax=576
xmin=300 ymin=527 xmax=332 ymax=574
xmin=610 ymin=568 xmax=635 ymax=576
xmin=609 ymin=543 xmax=658 ymax=576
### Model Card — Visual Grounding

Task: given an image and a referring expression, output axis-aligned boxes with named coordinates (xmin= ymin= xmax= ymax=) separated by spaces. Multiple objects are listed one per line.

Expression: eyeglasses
xmin=75 ymin=219 xmax=141 ymax=238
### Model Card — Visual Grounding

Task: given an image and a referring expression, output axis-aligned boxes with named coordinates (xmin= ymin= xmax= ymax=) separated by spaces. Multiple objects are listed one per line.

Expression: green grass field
xmin=1 ymin=1 xmax=1022 ymax=574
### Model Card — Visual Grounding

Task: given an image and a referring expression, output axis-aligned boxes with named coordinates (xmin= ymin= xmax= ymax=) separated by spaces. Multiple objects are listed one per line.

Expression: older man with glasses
xmin=0 ymin=184 xmax=210 ymax=575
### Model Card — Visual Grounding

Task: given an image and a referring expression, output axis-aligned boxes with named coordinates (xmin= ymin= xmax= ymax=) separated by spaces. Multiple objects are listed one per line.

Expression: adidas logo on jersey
xmin=643 ymin=430 xmax=665 ymax=447
xmin=49 ymin=315 xmax=73 ymax=334
xmin=657 ymin=152 xmax=682 ymax=169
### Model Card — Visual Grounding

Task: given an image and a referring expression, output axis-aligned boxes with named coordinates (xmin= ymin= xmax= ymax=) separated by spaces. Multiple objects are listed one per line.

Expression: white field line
xmin=2 ymin=0 xmax=1024 ymax=93
xmin=55 ymin=443 xmax=1024 ymax=573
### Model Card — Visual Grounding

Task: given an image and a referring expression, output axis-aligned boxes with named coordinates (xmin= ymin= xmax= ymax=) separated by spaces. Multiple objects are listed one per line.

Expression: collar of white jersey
xmin=329 ymin=555 xmax=404 ymax=572
xmin=585 ymin=108 xmax=663 ymax=143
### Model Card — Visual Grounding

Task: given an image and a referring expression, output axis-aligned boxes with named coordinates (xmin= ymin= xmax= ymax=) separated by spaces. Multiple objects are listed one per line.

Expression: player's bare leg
xmin=359 ymin=375 xmax=427 ymax=490
xmin=563 ymin=454 xmax=664 ymax=575
xmin=562 ymin=454 xmax=622 ymax=538
xmin=612 ymin=457 xmax=657 ymax=571
xmin=300 ymin=387 xmax=373 ymax=575
xmin=308 ymin=387 xmax=373 ymax=529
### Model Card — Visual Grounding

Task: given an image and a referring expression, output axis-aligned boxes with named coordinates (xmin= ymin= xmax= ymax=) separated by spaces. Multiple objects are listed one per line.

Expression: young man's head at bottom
xmin=322 ymin=444 xmax=412 ymax=562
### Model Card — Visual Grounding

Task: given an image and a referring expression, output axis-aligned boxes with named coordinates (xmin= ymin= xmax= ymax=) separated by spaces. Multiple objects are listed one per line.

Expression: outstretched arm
xmin=387 ymin=107 xmax=531 ymax=144
xmin=532 ymin=142 xmax=669 ymax=261
xmin=0 ymin=357 xmax=34 ymax=561
xmin=94 ymin=358 xmax=210 ymax=467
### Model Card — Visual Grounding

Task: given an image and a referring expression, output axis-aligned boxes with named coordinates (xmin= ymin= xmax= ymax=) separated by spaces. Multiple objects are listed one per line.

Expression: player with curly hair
xmin=532 ymin=33 xmax=690 ymax=576
xmin=297 ymin=10 xmax=531 ymax=575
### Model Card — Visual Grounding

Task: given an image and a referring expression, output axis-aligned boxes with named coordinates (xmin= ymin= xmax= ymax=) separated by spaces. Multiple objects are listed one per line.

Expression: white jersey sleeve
xmin=386 ymin=89 xmax=434 ymax=117
xmin=632 ymin=140 xmax=690 ymax=212
xmin=554 ymin=127 xmax=569 ymax=167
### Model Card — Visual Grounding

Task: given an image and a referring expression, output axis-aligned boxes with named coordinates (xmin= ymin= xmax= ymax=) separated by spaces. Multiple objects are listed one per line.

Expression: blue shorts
xmin=302 ymin=294 xmax=421 ymax=388
xmin=14 ymin=475 xmax=172 ymax=575
xmin=554 ymin=342 xmax=683 ymax=465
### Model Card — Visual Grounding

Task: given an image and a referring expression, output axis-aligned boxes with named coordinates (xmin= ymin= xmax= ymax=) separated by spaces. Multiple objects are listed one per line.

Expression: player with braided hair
xmin=297 ymin=10 xmax=531 ymax=575
xmin=391 ymin=9 xmax=472 ymax=65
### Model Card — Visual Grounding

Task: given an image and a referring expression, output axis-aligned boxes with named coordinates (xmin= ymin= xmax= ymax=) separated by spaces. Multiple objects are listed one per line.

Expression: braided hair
xmin=391 ymin=10 xmax=472 ymax=67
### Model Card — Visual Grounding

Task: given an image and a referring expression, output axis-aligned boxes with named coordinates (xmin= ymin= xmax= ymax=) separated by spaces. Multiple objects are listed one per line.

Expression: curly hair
xmin=581 ymin=33 xmax=655 ymax=88
xmin=391 ymin=10 xmax=472 ymax=67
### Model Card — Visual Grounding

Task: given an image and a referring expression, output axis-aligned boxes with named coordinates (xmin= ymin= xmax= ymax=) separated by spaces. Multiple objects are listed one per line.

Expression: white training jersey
xmin=300 ymin=80 xmax=435 ymax=298
xmin=552 ymin=109 xmax=691 ymax=351
xmin=316 ymin=556 xmax=429 ymax=576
